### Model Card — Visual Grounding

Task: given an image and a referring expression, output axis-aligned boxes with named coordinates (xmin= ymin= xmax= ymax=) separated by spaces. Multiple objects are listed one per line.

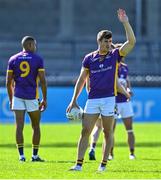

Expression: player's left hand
xmin=117 ymin=8 xmax=129 ymax=23
xmin=126 ymin=92 xmax=131 ymax=100
xmin=127 ymin=88 xmax=134 ymax=96
xmin=39 ymin=99 xmax=47 ymax=112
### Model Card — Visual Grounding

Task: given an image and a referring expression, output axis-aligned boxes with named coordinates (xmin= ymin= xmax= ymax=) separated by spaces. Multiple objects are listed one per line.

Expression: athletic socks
xmin=16 ymin=143 xmax=24 ymax=156
xmin=32 ymin=144 xmax=39 ymax=156
xmin=76 ymin=159 xmax=84 ymax=166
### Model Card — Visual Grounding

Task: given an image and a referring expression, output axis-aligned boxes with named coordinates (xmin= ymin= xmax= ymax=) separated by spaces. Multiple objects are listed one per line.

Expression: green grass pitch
xmin=0 ymin=122 xmax=161 ymax=179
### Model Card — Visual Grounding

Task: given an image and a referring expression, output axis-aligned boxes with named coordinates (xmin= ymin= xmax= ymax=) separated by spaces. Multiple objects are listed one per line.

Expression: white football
xmin=66 ymin=106 xmax=83 ymax=121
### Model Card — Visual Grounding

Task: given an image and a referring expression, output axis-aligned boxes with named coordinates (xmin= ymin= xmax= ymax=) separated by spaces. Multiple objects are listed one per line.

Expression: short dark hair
xmin=21 ymin=36 xmax=35 ymax=47
xmin=97 ymin=30 xmax=112 ymax=42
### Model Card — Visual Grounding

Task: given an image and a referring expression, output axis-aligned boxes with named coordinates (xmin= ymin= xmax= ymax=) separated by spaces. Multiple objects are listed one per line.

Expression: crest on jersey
xmin=99 ymin=64 xmax=104 ymax=68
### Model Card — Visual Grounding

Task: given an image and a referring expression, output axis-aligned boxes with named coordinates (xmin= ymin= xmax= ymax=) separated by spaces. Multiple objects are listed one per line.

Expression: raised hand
xmin=117 ymin=8 xmax=129 ymax=23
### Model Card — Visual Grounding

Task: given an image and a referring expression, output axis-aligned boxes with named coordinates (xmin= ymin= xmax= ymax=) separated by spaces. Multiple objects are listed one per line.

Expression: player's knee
xmin=103 ymin=129 xmax=113 ymax=139
xmin=81 ymin=127 xmax=91 ymax=137
xmin=32 ymin=125 xmax=40 ymax=132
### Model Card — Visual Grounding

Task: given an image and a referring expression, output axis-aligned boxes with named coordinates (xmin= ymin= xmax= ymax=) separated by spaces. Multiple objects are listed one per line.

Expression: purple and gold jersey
xmin=83 ymin=48 xmax=122 ymax=99
xmin=116 ymin=62 xmax=129 ymax=103
xmin=7 ymin=51 xmax=45 ymax=99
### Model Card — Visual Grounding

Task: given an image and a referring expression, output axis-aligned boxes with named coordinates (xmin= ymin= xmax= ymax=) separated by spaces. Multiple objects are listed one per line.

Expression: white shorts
xmin=117 ymin=101 xmax=134 ymax=118
xmin=84 ymin=96 xmax=115 ymax=116
xmin=12 ymin=96 xmax=39 ymax=112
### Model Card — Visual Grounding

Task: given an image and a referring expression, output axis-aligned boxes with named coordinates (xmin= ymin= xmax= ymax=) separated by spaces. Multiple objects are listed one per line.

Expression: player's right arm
xmin=117 ymin=9 xmax=136 ymax=57
xmin=66 ymin=67 xmax=89 ymax=113
xmin=6 ymin=70 xmax=14 ymax=110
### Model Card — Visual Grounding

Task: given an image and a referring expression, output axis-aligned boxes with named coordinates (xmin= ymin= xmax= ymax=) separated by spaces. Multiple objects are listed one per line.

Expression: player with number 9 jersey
xmin=6 ymin=36 xmax=47 ymax=162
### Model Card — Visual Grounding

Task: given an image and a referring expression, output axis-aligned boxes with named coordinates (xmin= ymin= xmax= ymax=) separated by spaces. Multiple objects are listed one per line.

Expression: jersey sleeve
xmin=115 ymin=48 xmax=123 ymax=63
xmin=38 ymin=56 xmax=45 ymax=72
xmin=82 ymin=55 xmax=90 ymax=70
xmin=7 ymin=58 xmax=14 ymax=72
xmin=119 ymin=49 xmax=126 ymax=57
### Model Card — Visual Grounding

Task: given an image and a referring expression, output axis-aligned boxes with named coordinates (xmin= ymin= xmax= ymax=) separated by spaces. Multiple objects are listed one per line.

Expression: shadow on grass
xmin=0 ymin=142 xmax=161 ymax=148
xmin=43 ymin=160 xmax=97 ymax=164
xmin=110 ymin=169 xmax=161 ymax=173
xmin=140 ymin=158 xmax=161 ymax=161
xmin=44 ymin=160 xmax=75 ymax=163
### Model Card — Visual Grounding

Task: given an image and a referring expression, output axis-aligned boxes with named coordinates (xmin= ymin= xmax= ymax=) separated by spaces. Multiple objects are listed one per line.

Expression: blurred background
xmin=0 ymin=0 xmax=161 ymax=122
